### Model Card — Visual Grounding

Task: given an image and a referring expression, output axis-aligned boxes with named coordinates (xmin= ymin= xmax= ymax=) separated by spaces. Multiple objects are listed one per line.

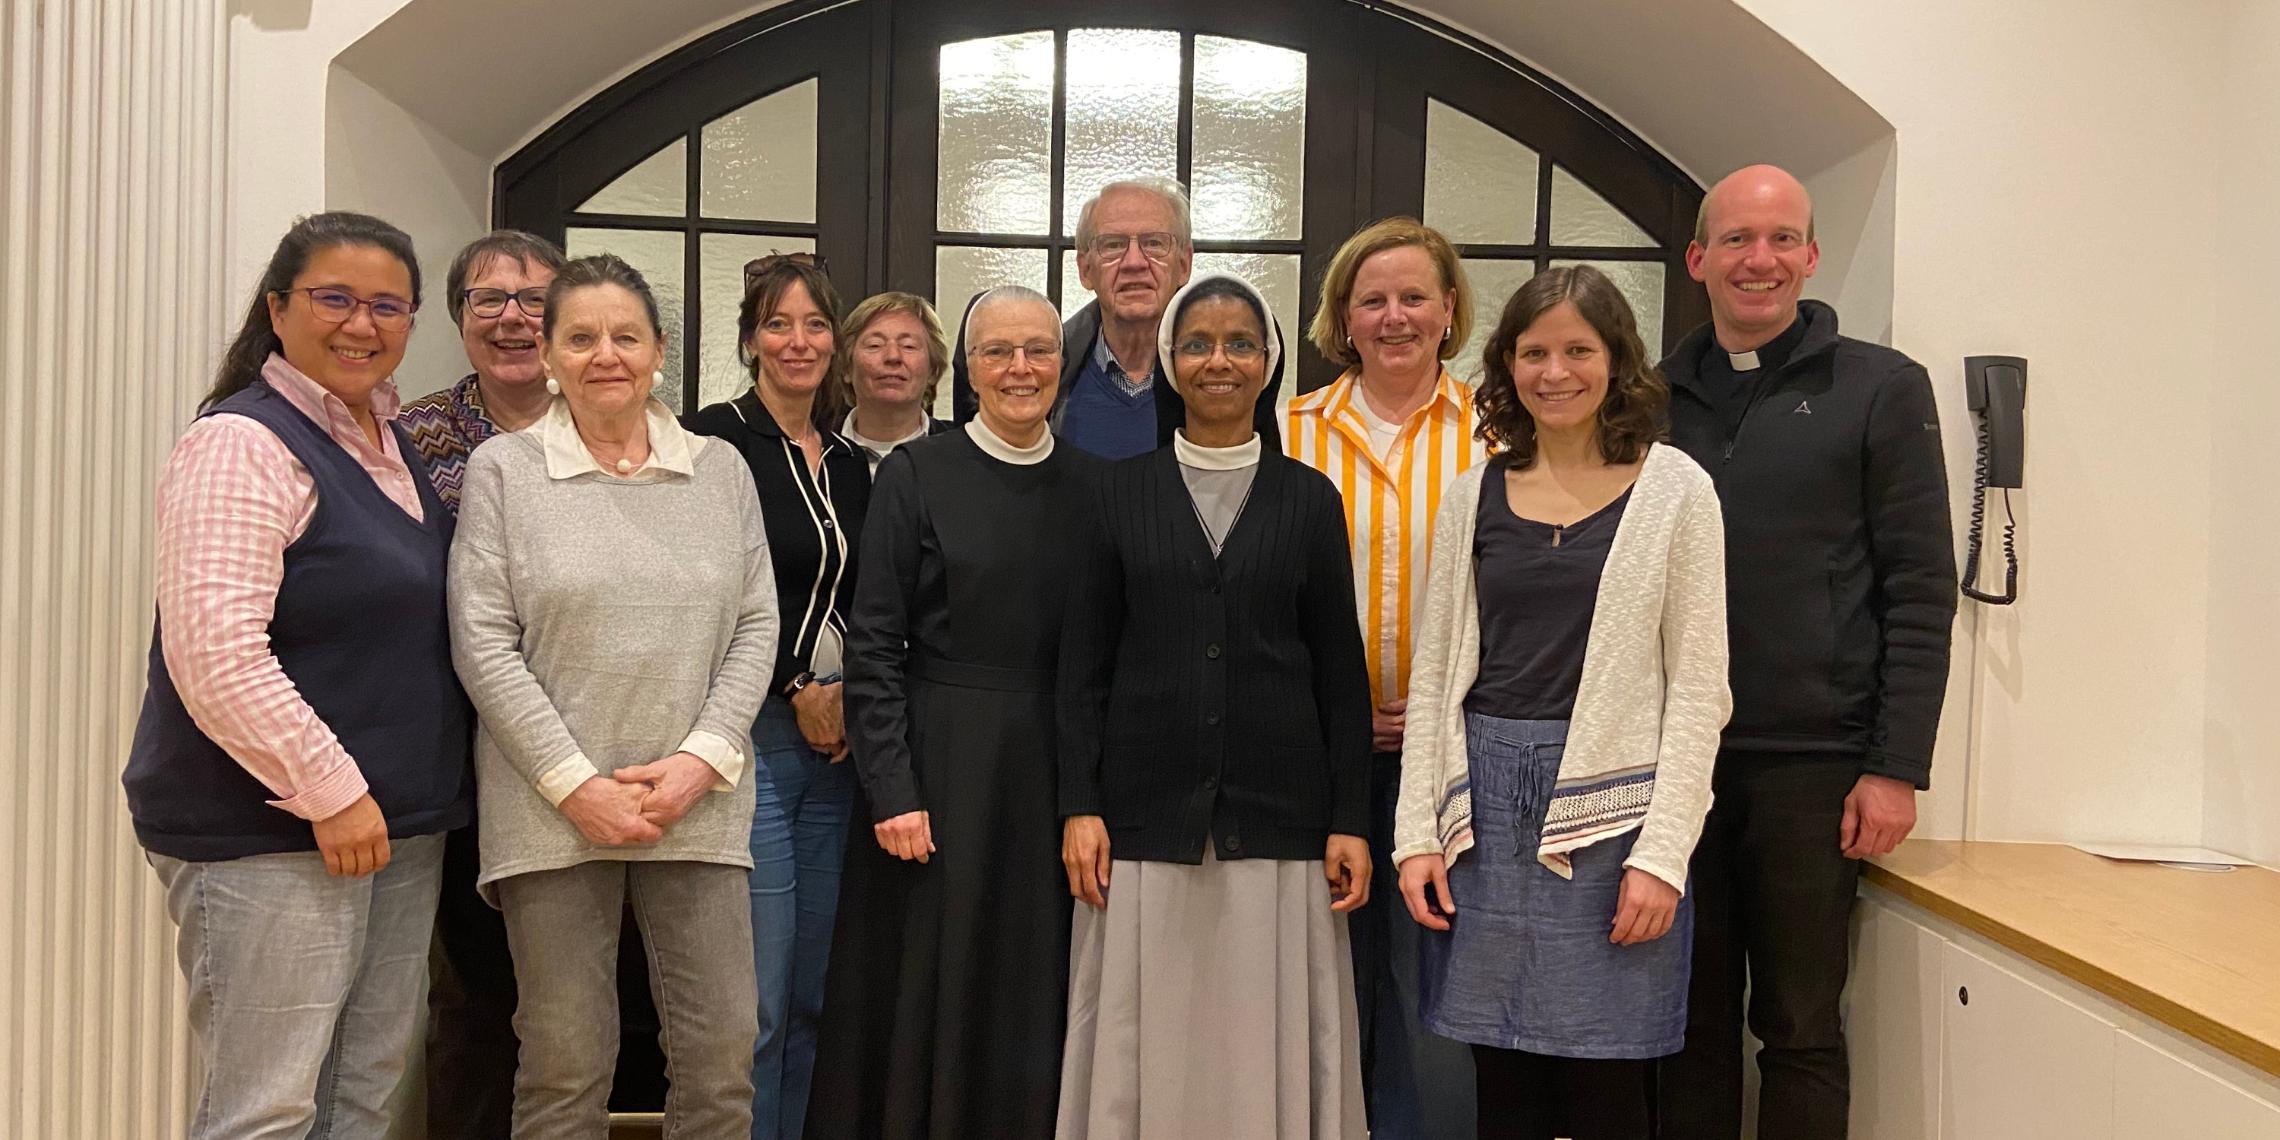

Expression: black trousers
xmin=1657 ymin=755 xmax=1861 ymax=1140
xmin=425 ymin=825 xmax=519 ymax=1140
xmin=1474 ymin=1045 xmax=1653 ymax=1140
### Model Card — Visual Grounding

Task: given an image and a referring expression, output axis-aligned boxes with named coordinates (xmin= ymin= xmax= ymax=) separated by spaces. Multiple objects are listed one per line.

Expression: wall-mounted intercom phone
xmin=1961 ymin=354 xmax=2026 ymax=605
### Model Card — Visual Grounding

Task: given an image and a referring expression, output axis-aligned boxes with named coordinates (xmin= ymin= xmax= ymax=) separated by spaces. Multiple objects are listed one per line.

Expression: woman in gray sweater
xmin=449 ymin=254 xmax=780 ymax=1139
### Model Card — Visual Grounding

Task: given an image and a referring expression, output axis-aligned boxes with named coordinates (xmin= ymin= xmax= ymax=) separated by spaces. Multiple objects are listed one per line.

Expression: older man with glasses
xmin=949 ymin=177 xmax=1282 ymax=459
xmin=398 ymin=229 xmax=565 ymax=1140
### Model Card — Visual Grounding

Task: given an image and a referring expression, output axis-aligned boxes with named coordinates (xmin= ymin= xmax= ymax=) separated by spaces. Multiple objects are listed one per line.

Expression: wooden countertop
xmin=1863 ymin=840 xmax=2280 ymax=1078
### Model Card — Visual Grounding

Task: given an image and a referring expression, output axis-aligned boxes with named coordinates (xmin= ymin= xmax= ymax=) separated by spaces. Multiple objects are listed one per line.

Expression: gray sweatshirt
xmin=448 ymin=400 xmax=778 ymax=896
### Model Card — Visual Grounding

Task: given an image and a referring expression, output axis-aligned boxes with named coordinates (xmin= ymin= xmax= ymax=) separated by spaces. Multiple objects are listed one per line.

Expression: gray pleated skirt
xmin=1056 ymin=851 xmax=1367 ymax=1140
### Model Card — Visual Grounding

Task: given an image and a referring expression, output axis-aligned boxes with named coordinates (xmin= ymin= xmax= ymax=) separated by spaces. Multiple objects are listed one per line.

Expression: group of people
xmin=123 ymin=163 xmax=1956 ymax=1140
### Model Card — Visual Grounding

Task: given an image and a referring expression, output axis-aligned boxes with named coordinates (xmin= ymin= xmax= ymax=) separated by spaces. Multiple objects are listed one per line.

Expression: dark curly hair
xmin=1472 ymin=265 xmax=1667 ymax=466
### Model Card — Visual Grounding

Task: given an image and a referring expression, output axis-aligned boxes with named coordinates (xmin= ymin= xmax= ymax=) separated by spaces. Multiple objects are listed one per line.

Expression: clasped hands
xmin=560 ymin=751 xmax=716 ymax=847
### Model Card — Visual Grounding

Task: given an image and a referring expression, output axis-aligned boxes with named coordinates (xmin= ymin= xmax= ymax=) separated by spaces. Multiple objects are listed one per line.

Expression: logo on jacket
xmin=1792 ymin=399 xmax=1813 ymax=415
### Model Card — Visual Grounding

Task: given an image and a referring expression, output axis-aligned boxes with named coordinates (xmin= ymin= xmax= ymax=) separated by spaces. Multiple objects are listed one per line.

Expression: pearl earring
xmin=653 ymin=370 xmax=664 ymax=385
xmin=1441 ymin=326 xmax=1453 ymax=343
xmin=545 ymin=375 xmax=560 ymax=395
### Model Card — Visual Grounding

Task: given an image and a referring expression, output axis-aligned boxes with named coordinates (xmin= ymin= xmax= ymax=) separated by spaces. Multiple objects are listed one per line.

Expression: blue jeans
xmin=1349 ymin=753 xmax=1477 ymax=1138
xmin=748 ymin=699 xmax=857 ymax=1140
xmin=150 ymin=833 xmax=445 ymax=1140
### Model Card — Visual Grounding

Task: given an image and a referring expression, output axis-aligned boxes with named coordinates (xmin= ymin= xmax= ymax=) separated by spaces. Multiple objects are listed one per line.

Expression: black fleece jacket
xmin=1661 ymin=300 xmax=1957 ymax=788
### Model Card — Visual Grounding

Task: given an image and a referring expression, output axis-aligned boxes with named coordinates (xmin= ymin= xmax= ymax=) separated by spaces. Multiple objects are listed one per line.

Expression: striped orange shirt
xmin=1284 ymin=368 xmax=1488 ymax=707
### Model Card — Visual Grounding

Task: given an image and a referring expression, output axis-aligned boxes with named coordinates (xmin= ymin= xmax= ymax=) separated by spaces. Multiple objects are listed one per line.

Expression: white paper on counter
xmin=2071 ymin=842 xmax=2255 ymax=868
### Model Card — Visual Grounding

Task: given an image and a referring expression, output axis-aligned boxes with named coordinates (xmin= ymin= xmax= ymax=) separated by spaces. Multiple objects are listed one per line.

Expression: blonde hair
xmin=1308 ymin=217 xmax=1471 ymax=367
xmin=840 ymin=291 xmax=952 ymax=408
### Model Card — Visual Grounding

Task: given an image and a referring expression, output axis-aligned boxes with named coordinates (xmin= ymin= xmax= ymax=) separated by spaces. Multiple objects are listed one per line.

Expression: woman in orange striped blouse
xmin=1284 ymin=217 xmax=1488 ymax=1138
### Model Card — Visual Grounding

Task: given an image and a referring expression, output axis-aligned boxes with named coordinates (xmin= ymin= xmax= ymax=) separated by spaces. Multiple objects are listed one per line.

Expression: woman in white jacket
xmin=1393 ymin=265 xmax=1729 ymax=1140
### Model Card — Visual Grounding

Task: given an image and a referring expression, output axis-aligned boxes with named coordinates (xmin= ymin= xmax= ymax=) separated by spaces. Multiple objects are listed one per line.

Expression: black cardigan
xmin=1057 ymin=448 xmax=1371 ymax=863
xmin=685 ymin=391 xmax=872 ymax=697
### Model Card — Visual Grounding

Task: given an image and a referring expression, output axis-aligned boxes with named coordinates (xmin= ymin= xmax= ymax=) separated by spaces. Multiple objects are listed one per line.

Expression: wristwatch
xmin=781 ymin=670 xmax=817 ymax=699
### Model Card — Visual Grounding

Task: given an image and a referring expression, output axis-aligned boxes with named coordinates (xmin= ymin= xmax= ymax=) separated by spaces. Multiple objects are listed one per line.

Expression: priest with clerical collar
xmin=1655 ymin=164 xmax=1958 ymax=1140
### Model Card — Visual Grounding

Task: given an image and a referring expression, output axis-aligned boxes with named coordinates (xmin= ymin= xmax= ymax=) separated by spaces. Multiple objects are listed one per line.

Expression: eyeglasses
xmin=462 ymin=287 xmax=548 ymax=319
xmin=969 ymin=341 xmax=1061 ymax=367
xmin=744 ymin=251 xmax=829 ymax=288
xmin=1174 ymin=337 xmax=1264 ymax=362
xmin=275 ymin=287 xmax=416 ymax=331
xmin=1083 ymin=232 xmax=1180 ymax=264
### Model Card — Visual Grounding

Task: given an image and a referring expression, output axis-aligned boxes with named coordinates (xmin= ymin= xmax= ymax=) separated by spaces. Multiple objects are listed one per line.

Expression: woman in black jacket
xmin=1055 ymin=272 xmax=1373 ymax=1140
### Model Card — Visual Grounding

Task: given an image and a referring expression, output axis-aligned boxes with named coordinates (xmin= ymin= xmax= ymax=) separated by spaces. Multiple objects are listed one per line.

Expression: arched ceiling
xmin=333 ymin=0 xmax=1890 ymax=184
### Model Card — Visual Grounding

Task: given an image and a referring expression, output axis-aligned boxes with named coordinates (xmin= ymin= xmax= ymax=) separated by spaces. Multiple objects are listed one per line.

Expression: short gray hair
xmin=1074 ymin=177 xmax=1193 ymax=252
xmin=961 ymin=285 xmax=1060 ymax=351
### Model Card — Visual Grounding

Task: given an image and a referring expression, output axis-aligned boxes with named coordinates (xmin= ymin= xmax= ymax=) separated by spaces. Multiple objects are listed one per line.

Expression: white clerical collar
xmin=1172 ymin=430 xmax=1261 ymax=471
xmin=1729 ymin=349 xmax=1761 ymax=371
xmin=965 ymin=417 xmax=1053 ymax=465
xmin=841 ymin=409 xmax=930 ymax=457
xmin=538 ymin=396 xmax=701 ymax=480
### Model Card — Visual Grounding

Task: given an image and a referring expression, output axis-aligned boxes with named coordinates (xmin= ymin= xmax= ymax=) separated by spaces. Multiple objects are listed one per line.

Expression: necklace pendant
xmin=616 ymin=457 xmax=633 ymax=474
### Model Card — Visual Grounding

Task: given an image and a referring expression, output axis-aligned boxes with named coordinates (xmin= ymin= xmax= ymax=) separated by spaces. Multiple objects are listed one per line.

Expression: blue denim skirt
xmin=1416 ymin=713 xmax=1692 ymax=1059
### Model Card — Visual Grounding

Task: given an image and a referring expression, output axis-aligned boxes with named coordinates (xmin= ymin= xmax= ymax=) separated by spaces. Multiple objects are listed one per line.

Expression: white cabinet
xmin=2111 ymin=1031 xmax=2280 ymax=1139
xmin=1938 ymin=938 xmax=2116 ymax=1140
xmin=1850 ymin=887 xmax=2280 ymax=1140
xmin=1847 ymin=896 xmax=1944 ymax=1140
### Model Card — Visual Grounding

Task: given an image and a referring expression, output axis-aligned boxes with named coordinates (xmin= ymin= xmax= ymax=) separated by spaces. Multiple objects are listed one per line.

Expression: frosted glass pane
xmin=1190 ymin=36 xmax=1306 ymax=241
xmin=565 ymin=228 xmax=686 ymax=412
xmin=701 ymin=79 xmax=818 ymax=223
xmin=697 ymin=233 xmax=818 ymax=411
xmin=578 ymin=138 xmax=686 ymax=217
xmin=1550 ymin=166 xmax=1656 ymax=247
xmin=1453 ymin=259 xmax=1537 ymax=386
xmin=1061 ymin=29 xmax=1180 ymax=237
xmin=938 ymin=33 xmax=1054 ymax=235
xmin=1551 ymin=259 xmax=1666 ymax=352
xmin=935 ymin=245 xmax=1050 ymax=419
xmin=1060 ymin=248 xmax=1086 ymax=323
xmin=1423 ymin=101 xmax=1537 ymax=245
xmin=1190 ymin=252 xmax=1303 ymax=370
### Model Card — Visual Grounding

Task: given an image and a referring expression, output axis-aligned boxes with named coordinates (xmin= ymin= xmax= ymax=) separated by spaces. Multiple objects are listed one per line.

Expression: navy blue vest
xmin=1059 ymin=354 xmax=1160 ymax=461
xmin=123 ymin=381 xmax=473 ymax=860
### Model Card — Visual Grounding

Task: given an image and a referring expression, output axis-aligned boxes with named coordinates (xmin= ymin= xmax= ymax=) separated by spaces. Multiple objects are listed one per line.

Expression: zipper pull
xmin=1722 ymin=440 xmax=1736 ymax=460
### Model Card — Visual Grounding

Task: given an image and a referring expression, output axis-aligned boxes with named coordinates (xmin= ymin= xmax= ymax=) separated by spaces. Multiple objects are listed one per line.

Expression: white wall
xmin=324 ymin=67 xmax=490 ymax=399
xmin=229 ymin=0 xmax=472 ymax=398
xmin=1735 ymin=0 xmax=2228 ymax=848
xmin=2202 ymin=0 xmax=2280 ymax=867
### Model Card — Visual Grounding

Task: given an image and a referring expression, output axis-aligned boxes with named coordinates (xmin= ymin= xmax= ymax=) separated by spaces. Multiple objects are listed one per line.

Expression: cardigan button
xmin=1205 ymin=712 xmax=1221 ymax=726
xmin=1205 ymin=643 xmax=1221 ymax=659
xmin=1203 ymin=775 xmax=1218 ymax=790
xmin=1223 ymin=834 xmax=1242 ymax=853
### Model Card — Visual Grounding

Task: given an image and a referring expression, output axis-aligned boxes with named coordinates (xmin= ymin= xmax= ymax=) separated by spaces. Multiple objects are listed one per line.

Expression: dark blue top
xmin=1058 ymin=352 xmax=1161 ymax=461
xmin=1465 ymin=454 xmax=1631 ymax=721
xmin=123 ymin=381 xmax=473 ymax=861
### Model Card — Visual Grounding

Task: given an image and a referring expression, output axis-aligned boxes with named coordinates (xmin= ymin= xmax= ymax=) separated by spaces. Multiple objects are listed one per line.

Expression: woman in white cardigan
xmin=1393 ymin=265 xmax=1729 ymax=1140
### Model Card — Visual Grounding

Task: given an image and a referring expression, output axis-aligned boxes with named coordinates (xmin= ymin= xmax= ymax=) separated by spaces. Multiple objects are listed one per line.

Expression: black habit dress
xmin=809 ymin=425 xmax=1098 ymax=1140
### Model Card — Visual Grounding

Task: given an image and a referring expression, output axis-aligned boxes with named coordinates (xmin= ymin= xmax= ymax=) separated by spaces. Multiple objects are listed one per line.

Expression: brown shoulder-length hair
xmin=739 ymin=257 xmax=847 ymax=431
xmin=1473 ymin=264 xmax=1667 ymax=466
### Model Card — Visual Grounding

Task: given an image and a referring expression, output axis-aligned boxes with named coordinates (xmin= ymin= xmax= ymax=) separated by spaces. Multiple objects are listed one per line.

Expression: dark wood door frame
xmin=495 ymin=0 xmax=1708 ymax=402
